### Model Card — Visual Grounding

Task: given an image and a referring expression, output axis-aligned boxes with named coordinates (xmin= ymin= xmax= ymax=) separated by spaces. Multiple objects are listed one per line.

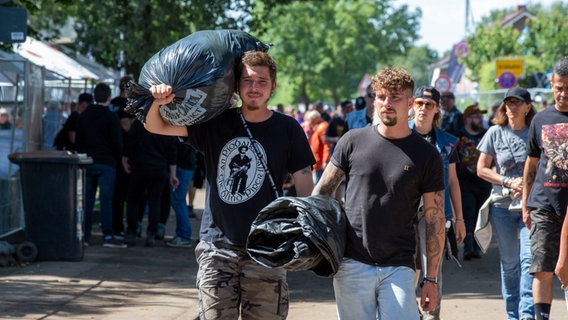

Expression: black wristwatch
xmin=420 ymin=276 xmax=438 ymax=287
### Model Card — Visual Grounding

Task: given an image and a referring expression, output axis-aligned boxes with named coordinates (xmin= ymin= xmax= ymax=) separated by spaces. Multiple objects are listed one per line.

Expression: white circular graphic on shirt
xmin=217 ymin=138 xmax=266 ymax=204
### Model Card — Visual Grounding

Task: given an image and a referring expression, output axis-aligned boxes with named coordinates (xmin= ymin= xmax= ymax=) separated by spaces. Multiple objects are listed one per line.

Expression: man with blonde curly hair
xmin=313 ymin=67 xmax=446 ymax=319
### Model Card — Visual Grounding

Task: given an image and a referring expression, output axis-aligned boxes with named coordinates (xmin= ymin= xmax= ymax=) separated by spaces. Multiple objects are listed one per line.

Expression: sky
xmin=397 ymin=0 xmax=559 ymax=55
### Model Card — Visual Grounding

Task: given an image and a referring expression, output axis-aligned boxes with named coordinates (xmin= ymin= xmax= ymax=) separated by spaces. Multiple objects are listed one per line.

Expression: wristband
xmin=501 ymin=176 xmax=510 ymax=187
xmin=420 ymin=276 xmax=438 ymax=287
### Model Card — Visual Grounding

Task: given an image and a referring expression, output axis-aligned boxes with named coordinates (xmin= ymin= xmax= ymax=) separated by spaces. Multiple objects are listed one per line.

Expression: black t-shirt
xmin=526 ymin=106 xmax=568 ymax=216
xmin=187 ymin=108 xmax=316 ymax=246
xmin=325 ymin=115 xmax=347 ymax=154
xmin=332 ymin=125 xmax=444 ymax=269
xmin=325 ymin=116 xmax=346 ymax=139
xmin=109 ymin=96 xmax=134 ymax=120
xmin=455 ymin=128 xmax=490 ymax=189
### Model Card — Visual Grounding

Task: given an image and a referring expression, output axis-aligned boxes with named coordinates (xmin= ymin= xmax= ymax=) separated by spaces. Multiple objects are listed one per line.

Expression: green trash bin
xmin=8 ymin=151 xmax=92 ymax=261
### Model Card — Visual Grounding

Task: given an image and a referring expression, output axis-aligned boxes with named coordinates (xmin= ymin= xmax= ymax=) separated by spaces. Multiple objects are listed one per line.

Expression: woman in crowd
xmin=477 ymin=87 xmax=536 ymax=320
xmin=410 ymin=86 xmax=466 ymax=320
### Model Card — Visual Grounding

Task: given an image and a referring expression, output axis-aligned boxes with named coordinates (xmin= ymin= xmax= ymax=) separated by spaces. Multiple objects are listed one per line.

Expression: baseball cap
xmin=463 ymin=105 xmax=487 ymax=118
xmin=504 ymin=87 xmax=531 ymax=103
xmin=414 ymin=86 xmax=440 ymax=105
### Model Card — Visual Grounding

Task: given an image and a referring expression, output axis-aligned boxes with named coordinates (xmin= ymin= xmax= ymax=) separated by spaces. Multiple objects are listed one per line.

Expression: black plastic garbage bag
xmin=246 ymin=195 xmax=346 ymax=277
xmin=126 ymin=29 xmax=270 ymax=126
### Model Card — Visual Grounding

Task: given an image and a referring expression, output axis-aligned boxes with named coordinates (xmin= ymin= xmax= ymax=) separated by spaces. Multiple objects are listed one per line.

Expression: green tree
xmin=461 ymin=21 xmax=522 ymax=84
xmin=255 ymin=0 xmax=421 ymax=106
xmin=10 ymin=0 xmax=291 ymax=78
xmin=522 ymin=1 xmax=568 ymax=71
xmin=391 ymin=45 xmax=438 ymax=88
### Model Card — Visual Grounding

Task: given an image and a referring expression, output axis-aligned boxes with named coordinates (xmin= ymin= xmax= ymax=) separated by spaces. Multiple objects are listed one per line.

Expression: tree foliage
xmin=521 ymin=1 xmax=568 ymax=71
xmin=461 ymin=21 xmax=522 ymax=83
xmin=254 ymin=0 xmax=421 ymax=106
xmin=461 ymin=2 xmax=568 ymax=89
xmin=9 ymin=0 xmax=291 ymax=78
xmin=390 ymin=45 xmax=438 ymax=88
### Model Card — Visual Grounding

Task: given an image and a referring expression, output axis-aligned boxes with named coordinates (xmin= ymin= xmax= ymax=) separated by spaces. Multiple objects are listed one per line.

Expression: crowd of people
xmin=37 ymin=52 xmax=568 ymax=320
xmin=47 ymin=76 xmax=203 ymax=249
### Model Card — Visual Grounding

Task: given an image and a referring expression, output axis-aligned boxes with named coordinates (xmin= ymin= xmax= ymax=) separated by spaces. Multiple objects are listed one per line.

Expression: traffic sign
xmin=496 ymin=59 xmax=524 ymax=78
xmin=434 ymin=75 xmax=451 ymax=93
xmin=498 ymin=71 xmax=517 ymax=89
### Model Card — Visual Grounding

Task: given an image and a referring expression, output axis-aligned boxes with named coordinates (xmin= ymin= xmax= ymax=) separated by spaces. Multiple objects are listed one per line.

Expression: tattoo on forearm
xmin=424 ymin=190 xmax=445 ymax=273
xmin=525 ymin=170 xmax=535 ymax=189
xmin=300 ymin=167 xmax=312 ymax=175
xmin=312 ymin=164 xmax=344 ymax=196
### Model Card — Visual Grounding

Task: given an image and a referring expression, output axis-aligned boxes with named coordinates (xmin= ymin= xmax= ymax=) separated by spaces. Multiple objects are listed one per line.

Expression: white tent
xmin=15 ymin=37 xmax=99 ymax=80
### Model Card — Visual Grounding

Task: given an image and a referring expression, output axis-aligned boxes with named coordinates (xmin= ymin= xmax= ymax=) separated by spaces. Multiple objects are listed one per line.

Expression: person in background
xmin=146 ymin=51 xmax=315 ymax=319
xmin=284 ymin=105 xmax=295 ymax=118
xmin=440 ymin=91 xmax=464 ymax=135
xmin=42 ymin=100 xmax=67 ymax=151
xmin=410 ymin=85 xmax=465 ymax=320
xmin=456 ymin=104 xmax=492 ymax=260
xmin=477 ymin=87 xmax=536 ymax=320
xmin=0 ymin=108 xmax=12 ymax=130
xmin=324 ymin=100 xmax=352 ymax=203
xmin=54 ymin=93 xmax=92 ymax=151
xmin=76 ymin=83 xmax=124 ymax=248
xmin=345 ymin=85 xmax=374 ymax=131
xmin=109 ymin=76 xmax=136 ymax=239
xmin=122 ymin=119 xmax=178 ymax=247
xmin=310 ymin=110 xmax=330 ymax=185
xmin=487 ymin=102 xmax=501 ymax=128
xmin=313 ymin=67 xmax=446 ymax=319
xmin=187 ymin=151 xmax=205 ymax=219
xmin=301 ymin=109 xmax=320 ymax=141
xmin=522 ymin=56 xmax=568 ymax=320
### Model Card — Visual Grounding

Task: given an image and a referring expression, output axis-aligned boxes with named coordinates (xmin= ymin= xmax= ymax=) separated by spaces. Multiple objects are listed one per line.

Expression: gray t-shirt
xmin=477 ymin=124 xmax=529 ymax=207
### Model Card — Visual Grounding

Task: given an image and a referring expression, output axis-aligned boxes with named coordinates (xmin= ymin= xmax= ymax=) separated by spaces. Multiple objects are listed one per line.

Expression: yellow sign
xmin=495 ymin=59 xmax=524 ymax=78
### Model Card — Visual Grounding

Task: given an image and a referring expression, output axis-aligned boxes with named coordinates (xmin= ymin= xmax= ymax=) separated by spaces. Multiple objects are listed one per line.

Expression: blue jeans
xmin=84 ymin=163 xmax=116 ymax=241
xmin=489 ymin=206 xmax=534 ymax=320
xmin=333 ymin=258 xmax=419 ymax=320
xmin=170 ymin=168 xmax=193 ymax=240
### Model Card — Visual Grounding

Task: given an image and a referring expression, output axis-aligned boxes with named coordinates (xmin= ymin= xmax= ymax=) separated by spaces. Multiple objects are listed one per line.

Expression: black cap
xmin=504 ymin=87 xmax=531 ymax=103
xmin=414 ymin=86 xmax=440 ymax=105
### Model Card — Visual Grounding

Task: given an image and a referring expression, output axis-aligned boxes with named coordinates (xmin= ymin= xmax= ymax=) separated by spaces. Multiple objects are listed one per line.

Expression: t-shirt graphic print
xmin=542 ymin=123 xmax=568 ymax=187
xmin=217 ymin=137 xmax=266 ymax=204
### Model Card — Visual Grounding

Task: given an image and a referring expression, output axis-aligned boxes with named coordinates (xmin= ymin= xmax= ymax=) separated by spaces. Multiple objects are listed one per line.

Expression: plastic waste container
xmin=8 ymin=151 xmax=92 ymax=261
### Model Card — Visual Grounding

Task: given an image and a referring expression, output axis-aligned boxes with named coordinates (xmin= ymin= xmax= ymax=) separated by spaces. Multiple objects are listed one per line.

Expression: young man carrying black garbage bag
xmin=145 ymin=50 xmax=315 ymax=319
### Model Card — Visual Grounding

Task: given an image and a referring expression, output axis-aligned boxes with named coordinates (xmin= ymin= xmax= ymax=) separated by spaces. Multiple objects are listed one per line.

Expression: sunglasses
xmin=414 ymin=100 xmax=436 ymax=110
xmin=504 ymin=99 xmax=525 ymax=107
xmin=367 ymin=93 xmax=376 ymax=99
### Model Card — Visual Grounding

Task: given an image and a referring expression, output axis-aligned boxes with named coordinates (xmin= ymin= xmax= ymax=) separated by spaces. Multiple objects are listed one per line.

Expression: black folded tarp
xmin=247 ymin=195 xmax=346 ymax=277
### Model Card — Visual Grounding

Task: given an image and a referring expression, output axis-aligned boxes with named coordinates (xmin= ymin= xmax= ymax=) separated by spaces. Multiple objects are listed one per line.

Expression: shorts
xmin=529 ymin=208 xmax=563 ymax=274
xmin=195 ymin=241 xmax=289 ymax=319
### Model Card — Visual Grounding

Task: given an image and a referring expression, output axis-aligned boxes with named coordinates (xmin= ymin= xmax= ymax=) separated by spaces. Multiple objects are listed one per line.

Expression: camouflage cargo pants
xmin=195 ymin=241 xmax=289 ymax=319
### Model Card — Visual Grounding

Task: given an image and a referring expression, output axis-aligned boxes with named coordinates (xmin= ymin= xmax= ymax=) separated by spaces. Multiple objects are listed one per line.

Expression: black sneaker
xmin=103 ymin=237 xmax=127 ymax=249
xmin=145 ymin=236 xmax=156 ymax=247
xmin=155 ymin=224 xmax=166 ymax=240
